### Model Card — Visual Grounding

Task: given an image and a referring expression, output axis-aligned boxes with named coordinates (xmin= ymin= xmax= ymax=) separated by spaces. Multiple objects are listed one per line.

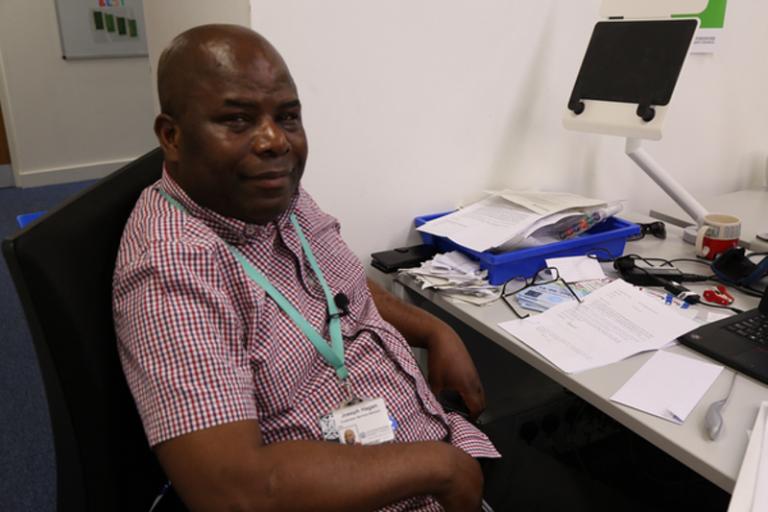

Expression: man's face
xmin=164 ymin=44 xmax=307 ymax=224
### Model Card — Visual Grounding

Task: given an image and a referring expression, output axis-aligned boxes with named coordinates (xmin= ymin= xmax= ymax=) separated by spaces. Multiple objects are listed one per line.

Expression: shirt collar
xmin=158 ymin=165 xmax=301 ymax=245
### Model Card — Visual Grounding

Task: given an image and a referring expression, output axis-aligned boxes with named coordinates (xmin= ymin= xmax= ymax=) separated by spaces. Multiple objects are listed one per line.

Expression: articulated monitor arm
xmin=625 ymin=138 xmax=709 ymax=228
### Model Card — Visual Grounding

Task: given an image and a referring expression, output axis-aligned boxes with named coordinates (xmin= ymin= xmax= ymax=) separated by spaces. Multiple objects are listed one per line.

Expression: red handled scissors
xmin=703 ymin=285 xmax=734 ymax=306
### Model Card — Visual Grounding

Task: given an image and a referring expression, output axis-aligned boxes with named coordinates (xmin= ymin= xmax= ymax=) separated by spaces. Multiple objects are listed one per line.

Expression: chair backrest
xmin=2 ymin=148 xmax=169 ymax=511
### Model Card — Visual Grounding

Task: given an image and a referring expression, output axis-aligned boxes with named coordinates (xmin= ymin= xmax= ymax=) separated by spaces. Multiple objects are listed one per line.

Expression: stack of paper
xmin=417 ymin=190 xmax=623 ymax=253
xmin=400 ymin=251 xmax=501 ymax=306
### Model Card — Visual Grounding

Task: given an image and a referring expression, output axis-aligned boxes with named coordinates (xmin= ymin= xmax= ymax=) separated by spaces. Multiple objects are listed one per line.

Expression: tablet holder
xmin=564 ymin=15 xmax=709 ymax=242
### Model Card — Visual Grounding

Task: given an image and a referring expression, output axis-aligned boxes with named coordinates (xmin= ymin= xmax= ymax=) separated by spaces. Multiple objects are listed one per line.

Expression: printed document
xmin=610 ymin=351 xmax=723 ymax=424
xmin=416 ymin=195 xmax=537 ymax=252
xmin=497 ymin=190 xmax=605 ymax=215
xmin=499 ymin=279 xmax=699 ymax=373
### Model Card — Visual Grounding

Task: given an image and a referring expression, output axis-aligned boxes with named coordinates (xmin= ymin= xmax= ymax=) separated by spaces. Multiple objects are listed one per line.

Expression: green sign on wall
xmin=673 ymin=0 xmax=727 ymax=29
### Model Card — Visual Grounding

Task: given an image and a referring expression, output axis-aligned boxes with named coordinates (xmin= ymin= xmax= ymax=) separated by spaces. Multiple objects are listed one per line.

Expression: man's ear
xmin=154 ymin=113 xmax=180 ymax=163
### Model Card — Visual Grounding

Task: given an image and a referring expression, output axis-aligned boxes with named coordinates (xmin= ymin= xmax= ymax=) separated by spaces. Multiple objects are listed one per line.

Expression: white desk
xmin=393 ymin=223 xmax=768 ymax=493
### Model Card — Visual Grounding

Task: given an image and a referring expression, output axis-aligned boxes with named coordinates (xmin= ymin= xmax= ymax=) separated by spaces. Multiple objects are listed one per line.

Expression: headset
xmin=711 ymin=247 xmax=768 ymax=287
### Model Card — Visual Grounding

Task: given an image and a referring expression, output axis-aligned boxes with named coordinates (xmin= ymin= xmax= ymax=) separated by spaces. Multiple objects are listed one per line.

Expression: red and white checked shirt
xmin=113 ymin=170 xmax=499 ymax=511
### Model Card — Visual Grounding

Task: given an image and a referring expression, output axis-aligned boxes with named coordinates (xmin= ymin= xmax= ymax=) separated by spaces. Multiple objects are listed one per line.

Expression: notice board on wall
xmin=54 ymin=0 xmax=148 ymax=59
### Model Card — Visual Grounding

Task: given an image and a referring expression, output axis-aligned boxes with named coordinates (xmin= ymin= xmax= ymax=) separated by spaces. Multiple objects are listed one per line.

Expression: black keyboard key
xmin=726 ymin=313 xmax=768 ymax=347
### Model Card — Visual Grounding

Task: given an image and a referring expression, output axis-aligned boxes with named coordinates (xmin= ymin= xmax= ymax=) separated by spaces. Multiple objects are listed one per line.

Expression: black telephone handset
xmin=370 ymin=244 xmax=436 ymax=273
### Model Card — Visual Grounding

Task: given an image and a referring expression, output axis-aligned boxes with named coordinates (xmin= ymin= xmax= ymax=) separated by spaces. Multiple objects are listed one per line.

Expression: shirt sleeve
xmin=114 ymin=239 xmax=257 ymax=446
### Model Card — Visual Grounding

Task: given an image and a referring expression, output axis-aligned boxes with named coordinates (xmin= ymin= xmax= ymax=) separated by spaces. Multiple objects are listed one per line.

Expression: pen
xmin=559 ymin=211 xmax=603 ymax=239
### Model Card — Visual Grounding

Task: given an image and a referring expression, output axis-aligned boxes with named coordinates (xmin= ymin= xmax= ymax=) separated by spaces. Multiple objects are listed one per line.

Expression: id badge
xmin=319 ymin=398 xmax=395 ymax=445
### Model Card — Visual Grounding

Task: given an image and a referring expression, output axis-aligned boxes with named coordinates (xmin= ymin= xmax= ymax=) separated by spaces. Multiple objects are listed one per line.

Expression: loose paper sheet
xmin=546 ymin=255 xmax=607 ymax=283
xmin=416 ymin=195 xmax=538 ymax=252
xmin=496 ymin=190 xmax=605 ymax=215
xmin=499 ymin=279 xmax=699 ymax=373
xmin=610 ymin=350 xmax=723 ymax=424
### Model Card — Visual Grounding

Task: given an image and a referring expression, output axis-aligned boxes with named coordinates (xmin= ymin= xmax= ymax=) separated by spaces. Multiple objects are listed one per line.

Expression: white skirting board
xmin=13 ymin=157 xmax=136 ymax=188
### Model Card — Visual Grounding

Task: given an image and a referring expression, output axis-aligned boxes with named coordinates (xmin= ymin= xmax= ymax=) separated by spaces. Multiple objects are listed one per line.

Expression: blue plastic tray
xmin=415 ymin=212 xmax=641 ymax=285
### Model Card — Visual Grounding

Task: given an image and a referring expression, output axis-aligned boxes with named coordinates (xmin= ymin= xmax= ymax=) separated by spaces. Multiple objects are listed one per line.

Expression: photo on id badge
xmin=342 ymin=427 xmax=361 ymax=446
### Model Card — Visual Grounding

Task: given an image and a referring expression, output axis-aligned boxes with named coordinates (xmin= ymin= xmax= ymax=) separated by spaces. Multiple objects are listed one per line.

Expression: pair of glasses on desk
xmin=501 ymin=266 xmax=583 ymax=319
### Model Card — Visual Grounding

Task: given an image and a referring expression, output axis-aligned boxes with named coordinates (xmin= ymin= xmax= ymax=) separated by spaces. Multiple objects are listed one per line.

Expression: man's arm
xmin=366 ymin=278 xmax=486 ymax=419
xmin=155 ymin=419 xmax=482 ymax=512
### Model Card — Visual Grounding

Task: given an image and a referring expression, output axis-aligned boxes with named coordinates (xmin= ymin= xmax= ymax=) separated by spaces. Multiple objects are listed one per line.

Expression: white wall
xmin=143 ymin=0 xmax=252 ymax=115
xmin=0 ymin=0 xmax=157 ymax=187
xmin=250 ymin=0 xmax=768 ymax=266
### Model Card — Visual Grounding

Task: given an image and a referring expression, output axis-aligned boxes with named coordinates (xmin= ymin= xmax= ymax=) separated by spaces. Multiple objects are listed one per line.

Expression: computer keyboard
xmin=725 ymin=313 xmax=768 ymax=345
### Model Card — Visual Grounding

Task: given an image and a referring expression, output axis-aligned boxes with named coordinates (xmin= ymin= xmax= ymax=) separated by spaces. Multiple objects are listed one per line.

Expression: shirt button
xmin=244 ymin=225 xmax=257 ymax=237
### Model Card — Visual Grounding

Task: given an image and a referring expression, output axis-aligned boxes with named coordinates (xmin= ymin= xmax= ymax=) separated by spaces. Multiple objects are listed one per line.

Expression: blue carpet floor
xmin=0 ymin=180 xmax=94 ymax=512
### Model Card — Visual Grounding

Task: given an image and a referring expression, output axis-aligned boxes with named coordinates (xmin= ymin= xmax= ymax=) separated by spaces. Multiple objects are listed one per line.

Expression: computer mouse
xmin=704 ymin=399 xmax=726 ymax=441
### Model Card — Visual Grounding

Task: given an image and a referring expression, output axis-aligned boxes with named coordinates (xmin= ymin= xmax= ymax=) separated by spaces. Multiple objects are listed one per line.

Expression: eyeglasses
xmin=627 ymin=221 xmax=666 ymax=242
xmin=501 ymin=266 xmax=582 ymax=319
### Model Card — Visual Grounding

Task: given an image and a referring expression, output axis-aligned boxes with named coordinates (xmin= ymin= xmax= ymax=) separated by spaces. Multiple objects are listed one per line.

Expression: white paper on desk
xmin=610 ymin=351 xmax=723 ymax=424
xmin=728 ymin=402 xmax=768 ymax=512
xmin=416 ymin=195 xmax=538 ymax=252
xmin=498 ymin=279 xmax=699 ymax=373
xmin=495 ymin=190 xmax=605 ymax=215
xmin=545 ymin=256 xmax=606 ymax=283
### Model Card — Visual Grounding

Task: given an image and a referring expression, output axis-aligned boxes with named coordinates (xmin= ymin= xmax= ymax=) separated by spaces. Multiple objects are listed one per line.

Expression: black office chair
xmin=2 ymin=148 xmax=184 ymax=511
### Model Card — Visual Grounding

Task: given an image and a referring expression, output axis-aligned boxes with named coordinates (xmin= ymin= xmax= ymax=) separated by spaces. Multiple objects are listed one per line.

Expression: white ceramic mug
xmin=695 ymin=213 xmax=741 ymax=260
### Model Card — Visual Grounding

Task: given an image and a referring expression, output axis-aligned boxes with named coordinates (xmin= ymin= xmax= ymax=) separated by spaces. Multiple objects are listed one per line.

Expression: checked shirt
xmin=113 ymin=170 xmax=498 ymax=511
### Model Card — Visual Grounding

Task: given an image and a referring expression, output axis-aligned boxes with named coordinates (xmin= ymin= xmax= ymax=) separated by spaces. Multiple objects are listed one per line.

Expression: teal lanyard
xmin=158 ymin=189 xmax=348 ymax=381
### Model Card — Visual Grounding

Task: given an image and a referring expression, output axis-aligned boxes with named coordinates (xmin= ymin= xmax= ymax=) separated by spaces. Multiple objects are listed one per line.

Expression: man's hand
xmin=366 ymin=279 xmax=486 ymax=420
xmin=156 ymin=421 xmax=483 ymax=512
xmin=423 ymin=322 xmax=486 ymax=421
xmin=434 ymin=444 xmax=484 ymax=512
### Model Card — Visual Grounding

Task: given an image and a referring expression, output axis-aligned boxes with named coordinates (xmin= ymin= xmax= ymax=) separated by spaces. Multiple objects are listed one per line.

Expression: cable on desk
xmin=708 ymin=278 xmax=766 ymax=298
xmin=667 ymin=257 xmax=713 ymax=267
xmin=721 ymin=372 xmax=738 ymax=407
xmin=696 ymin=300 xmax=743 ymax=314
xmin=585 ymin=247 xmax=617 ymax=262
xmin=663 ymin=256 xmax=765 ymax=297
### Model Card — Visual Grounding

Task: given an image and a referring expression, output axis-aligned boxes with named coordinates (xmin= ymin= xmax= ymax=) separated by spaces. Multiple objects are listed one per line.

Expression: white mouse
xmin=705 ymin=399 xmax=726 ymax=441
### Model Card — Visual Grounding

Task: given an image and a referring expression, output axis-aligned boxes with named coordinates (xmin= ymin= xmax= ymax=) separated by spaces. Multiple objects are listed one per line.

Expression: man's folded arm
xmin=366 ymin=278 xmax=487 ymax=419
xmin=154 ymin=419 xmax=483 ymax=512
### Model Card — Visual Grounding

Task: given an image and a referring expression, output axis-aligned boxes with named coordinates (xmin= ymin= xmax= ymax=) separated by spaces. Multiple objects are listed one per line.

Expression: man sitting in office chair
xmin=113 ymin=24 xmax=639 ymax=512
xmin=113 ymin=24 xmax=496 ymax=512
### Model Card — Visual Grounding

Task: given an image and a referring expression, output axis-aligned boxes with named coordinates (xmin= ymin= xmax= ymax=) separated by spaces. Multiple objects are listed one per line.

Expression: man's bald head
xmin=157 ymin=24 xmax=291 ymax=118
xmin=153 ymin=24 xmax=307 ymax=225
